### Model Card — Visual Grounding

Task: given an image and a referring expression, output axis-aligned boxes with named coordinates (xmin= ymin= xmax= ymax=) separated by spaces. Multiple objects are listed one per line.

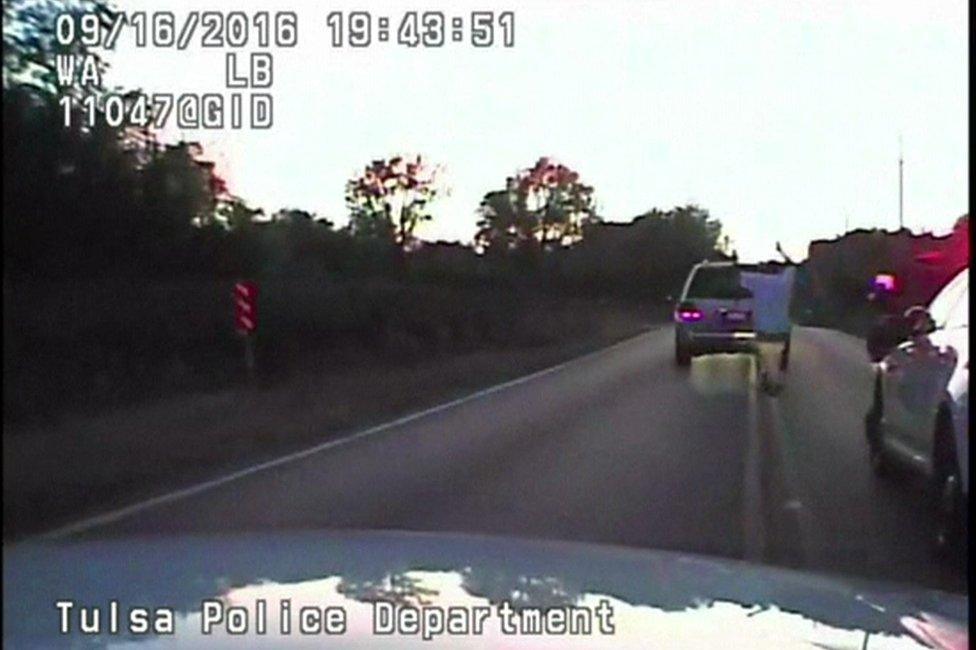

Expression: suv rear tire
xmin=865 ymin=374 xmax=889 ymax=478
xmin=675 ymin=332 xmax=692 ymax=367
xmin=931 ymin=409 xmax=966 ymax=557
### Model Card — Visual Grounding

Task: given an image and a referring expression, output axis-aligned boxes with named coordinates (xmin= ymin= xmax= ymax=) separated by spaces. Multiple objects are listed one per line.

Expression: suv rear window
xmin=686 ymin=266 xmax=752 ymax=300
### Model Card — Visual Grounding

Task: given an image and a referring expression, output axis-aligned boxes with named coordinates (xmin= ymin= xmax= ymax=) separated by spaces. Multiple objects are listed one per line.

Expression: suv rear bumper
xmin=677 ymin=327 xmax=756 ymax=354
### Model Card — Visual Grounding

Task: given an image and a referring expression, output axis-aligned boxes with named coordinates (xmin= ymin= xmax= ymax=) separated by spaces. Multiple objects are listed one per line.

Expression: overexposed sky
xmin=101 ymin=0 xmax=968 ymax=261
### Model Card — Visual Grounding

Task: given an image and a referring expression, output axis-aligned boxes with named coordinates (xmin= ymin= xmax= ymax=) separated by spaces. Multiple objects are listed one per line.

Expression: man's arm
xmin=775 ymin=241 xmax=797 ymax=265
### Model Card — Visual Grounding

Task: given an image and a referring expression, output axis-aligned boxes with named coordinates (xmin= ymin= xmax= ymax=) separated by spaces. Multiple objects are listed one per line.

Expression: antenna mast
xmin=898 ymin=136 xmax=904 ymax=230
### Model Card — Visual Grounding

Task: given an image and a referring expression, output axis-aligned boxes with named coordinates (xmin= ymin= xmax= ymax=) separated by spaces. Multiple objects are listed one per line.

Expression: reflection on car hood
xmin=2 ymin=529 xmax=968 ymax=649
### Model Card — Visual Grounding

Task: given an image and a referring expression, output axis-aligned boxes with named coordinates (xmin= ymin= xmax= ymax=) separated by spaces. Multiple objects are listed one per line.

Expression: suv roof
xmin=691 ymin=260 xmax=788 ymax=272
xmin=692 ymin=261 xmax=737 ymax=269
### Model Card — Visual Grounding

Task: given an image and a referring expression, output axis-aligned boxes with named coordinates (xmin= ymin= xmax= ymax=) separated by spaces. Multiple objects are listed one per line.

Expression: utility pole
xmin=898 ymin=136 xmax=904 ymax=230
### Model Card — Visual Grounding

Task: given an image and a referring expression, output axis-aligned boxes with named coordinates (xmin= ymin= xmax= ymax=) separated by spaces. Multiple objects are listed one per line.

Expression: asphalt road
xmin=61 ymin=326 xmax=966 ymax=593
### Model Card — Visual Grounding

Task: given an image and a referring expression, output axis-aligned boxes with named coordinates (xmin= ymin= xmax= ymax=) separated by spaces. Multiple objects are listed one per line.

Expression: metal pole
xmin=898 ymin=136 xmax=904 ymax=230
xmin=244 ymin=334 xmax=256 ymax=385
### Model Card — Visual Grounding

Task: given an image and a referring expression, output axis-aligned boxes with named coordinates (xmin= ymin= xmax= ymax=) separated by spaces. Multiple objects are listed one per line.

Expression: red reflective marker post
xmin=234 ymin=281 xmax=258 ymax=382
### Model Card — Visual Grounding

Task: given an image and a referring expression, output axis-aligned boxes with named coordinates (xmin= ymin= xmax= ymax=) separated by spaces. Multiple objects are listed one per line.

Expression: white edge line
xmin=742 ymin=356 xmax=766 ymax=563
xmin=36 ymin=328 xmax=658 ymax=540
xmin=765 ymin=398 xmax=815 ymax=565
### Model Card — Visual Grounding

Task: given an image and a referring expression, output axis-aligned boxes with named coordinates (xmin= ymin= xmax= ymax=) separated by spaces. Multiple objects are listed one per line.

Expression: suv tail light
xmin=676 ymin=301 xmax=704 ymax=323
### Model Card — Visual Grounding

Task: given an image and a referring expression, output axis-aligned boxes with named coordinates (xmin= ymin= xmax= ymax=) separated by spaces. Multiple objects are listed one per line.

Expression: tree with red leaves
xmin=476 ymin=157 xmax=597 ymax=254
xmin=345 ymin=155 xmax=440 ymax=252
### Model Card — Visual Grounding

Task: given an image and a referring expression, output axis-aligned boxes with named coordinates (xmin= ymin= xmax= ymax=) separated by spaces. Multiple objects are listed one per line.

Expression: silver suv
xmin=674 ymin=262 xmax=755 ymax=366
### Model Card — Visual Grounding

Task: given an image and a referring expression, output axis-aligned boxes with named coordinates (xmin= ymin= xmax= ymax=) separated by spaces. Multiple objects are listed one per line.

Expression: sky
xmin=101 ymin=0 xmax=969 ymax=262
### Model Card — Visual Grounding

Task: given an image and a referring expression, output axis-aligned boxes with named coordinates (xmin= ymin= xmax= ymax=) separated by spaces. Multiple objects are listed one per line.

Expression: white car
xmin=865 ymin=267 xmax=969 ymax=552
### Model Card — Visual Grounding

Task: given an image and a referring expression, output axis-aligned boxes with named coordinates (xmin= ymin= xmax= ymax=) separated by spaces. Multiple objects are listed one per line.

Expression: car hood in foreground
xmin=2 ymin=529 xmax=968 ymax=649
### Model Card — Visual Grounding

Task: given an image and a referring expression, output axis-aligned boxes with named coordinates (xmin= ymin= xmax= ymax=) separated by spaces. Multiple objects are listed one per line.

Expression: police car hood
xmin=2 ymin=529 xmax=968 ymax=649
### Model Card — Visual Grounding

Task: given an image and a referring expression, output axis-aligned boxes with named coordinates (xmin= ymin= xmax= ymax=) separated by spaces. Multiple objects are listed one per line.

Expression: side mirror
xmin=902 ymin=305 xmax=936 ymax=336
xmin=866 ymin=314 xmax=910 ymax=362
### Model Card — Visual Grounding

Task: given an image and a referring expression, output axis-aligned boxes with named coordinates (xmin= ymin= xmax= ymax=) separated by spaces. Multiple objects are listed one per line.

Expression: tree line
xmin=3 ymin=0 xmax=728 ymax=301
